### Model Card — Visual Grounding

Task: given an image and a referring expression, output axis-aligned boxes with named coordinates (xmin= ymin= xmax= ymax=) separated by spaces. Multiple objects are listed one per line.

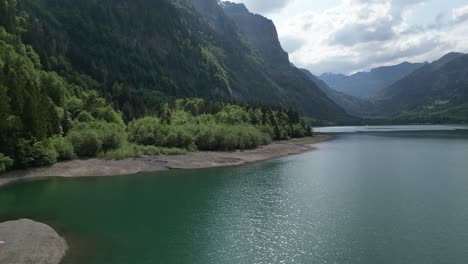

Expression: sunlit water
xmin=1 ymin=127 xmax=468 ymax=263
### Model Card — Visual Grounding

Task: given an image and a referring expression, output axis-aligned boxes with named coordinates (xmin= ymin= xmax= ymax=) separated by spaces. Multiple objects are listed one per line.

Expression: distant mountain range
xmin=314 ymin=52 xmax=468 ymax=123
xmin=301 ymin=69 xmax=376 ymax=117
xmin=319 ymin=62 xmax=426 ymax=99
xmin=375 ymin=52 xmax=468 ymax=123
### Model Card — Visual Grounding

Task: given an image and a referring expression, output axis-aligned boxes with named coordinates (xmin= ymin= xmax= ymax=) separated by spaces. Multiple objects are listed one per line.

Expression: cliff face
xmin=218 ymin=1 xmax=350 ymax=121
xmin=222 ymin=1 xmax=289 ymax=65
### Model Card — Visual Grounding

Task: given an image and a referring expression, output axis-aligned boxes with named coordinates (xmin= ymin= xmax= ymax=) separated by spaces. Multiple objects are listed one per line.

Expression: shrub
xmin=90 ymin=121 xmax=126 ymax=151
xmin=128 ymin=117 xmax=168 ymax=146
xmin=195 ymin=126 xmax=216 ymax=151
xmin=164 ymin=127 xmax=194 ymax=149
xmin=14 ymin=139 xmax=58 ymax=168
xmin=194 ymin=124 xmax=271 ymax=151
xmin=98 ymin=144 xmax=186 ymax=160
xmin=67 ymin=129 xmax=102 ymax=157
xmin=51 ymin=136 xmax=76 ymax=161
xmin=0 ymin=153 xmax=13 ymax=173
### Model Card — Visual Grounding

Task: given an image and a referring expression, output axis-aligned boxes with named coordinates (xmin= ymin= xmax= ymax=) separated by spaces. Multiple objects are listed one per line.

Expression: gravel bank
xmin=0 ymin=135 xmax=329 ymax=187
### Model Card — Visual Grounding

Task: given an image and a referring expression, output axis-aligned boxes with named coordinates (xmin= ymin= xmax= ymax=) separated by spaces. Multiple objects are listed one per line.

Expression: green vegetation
xmin=0 ymin=153 xmax=13 ymax=172
xmin=0 ymin=0 xmax=348 ymax=123
xmin=0 ymin=1 xmax=316 ymax=174
xmin=0 ymin=26 xmax=311 ymax=173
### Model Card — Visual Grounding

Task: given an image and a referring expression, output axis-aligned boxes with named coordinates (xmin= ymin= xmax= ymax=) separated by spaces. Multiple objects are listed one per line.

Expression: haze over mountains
xmin=319 ymin=62 xmax=426 ymax=99
xmin=315 ymin=52 xmax=468 ymax=123
xmin=375 ymin=52 xmax=468 ymax=122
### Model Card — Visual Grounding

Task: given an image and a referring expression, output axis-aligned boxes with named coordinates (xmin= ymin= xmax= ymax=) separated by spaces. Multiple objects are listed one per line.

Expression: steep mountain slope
xmin=376 ymin=52 xmax=468 ymax=122
xmin=320 ymin=62 xmax=426 ymax=99
xmin=301 ymin=69 xmax=376 ymax=117
xmin=3 ymin=0 xmax=347 ymax=122
xmin=219 ymin=1 xmax=350 ymax=122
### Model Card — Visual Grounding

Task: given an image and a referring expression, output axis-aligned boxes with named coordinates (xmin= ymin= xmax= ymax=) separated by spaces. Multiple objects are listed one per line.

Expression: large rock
xmin=0 ymin=219 xmax=67 ymax=264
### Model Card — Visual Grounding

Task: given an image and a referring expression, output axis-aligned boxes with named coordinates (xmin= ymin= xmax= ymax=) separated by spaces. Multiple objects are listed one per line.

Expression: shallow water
xmin=1 ymin=128 xmax=468 ymax=264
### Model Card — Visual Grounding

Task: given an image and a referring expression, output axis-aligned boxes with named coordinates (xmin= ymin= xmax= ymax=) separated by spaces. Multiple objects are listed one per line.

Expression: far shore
xmin=0 ymin=135 xmax=330 ymax=188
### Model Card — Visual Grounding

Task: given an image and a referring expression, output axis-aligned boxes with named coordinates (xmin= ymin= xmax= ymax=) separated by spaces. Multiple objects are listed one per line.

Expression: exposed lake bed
xmin=0 ymin=136 xmax=328 ymax=188
xmin=1 ymin=126 xmax=468 ymax=263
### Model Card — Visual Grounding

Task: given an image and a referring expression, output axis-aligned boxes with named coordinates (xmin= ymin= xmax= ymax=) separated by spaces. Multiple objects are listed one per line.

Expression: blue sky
xmin=230 ymin=0 xmax=468 ymax=74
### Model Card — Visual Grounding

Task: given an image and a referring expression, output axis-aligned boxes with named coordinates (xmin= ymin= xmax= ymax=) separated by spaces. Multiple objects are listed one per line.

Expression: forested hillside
xmin=0 ymin=0 xmax=348 ymax=122
xmin=374 ymin=53 xmax=468 ymax=123
xmin=0 ymin=0 xmax=318 ymax=173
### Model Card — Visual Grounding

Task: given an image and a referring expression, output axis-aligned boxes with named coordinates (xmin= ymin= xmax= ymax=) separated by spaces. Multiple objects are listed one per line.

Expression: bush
xmin=195 ymin=126 xmax=216 ymax=150
xmin=195 ymin=124 xmax=271 ymax=151
xmin=89 ymin=121 xmax=126 ymax=151
xmin=98 ymin=144 xmax=186 ymax=160
xmin=14 ymin=139 xmax=58 ymax=168
xmin=67 ymin=129 xmax=102 ymax=157
xmin=128 ymin=117 xmax=168 ymax=146
xmin=51 ymin=136 xmax=76 ymax=161
xmin=164 ymin=127 xmax=194 ymax=149
xmin=0 ymin=153 xmax=13 ymax=173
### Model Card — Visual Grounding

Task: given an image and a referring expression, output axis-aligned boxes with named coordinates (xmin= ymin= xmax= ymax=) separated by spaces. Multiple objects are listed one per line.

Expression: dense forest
xmin=0 ymin=12 xmax=312 ymax=172
xmin=0 ymin=0 xmax=351 ymax=123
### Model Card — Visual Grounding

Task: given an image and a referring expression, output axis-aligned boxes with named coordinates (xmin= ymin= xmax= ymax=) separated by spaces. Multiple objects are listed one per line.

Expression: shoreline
xmin=0 ymin=135 xmax=330 ymax=188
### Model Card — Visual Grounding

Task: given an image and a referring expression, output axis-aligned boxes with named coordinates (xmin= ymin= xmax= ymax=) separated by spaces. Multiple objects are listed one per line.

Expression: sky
xmin=229 ymin=0 xmax=468 ymax=75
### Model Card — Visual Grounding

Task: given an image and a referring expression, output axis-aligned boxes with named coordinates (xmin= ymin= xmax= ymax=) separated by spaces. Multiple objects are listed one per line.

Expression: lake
xmin=1 ymin=126 xmax=468 ymax=264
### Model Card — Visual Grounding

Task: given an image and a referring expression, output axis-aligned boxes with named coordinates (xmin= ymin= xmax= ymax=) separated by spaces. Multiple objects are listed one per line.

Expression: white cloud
xmin=229 ymin=0 xmax=293 ymax=13
xmin=453 ymin=4 xmax=468 ymax=24
xmin=269 ymin=0 xmax=468 ymax=74
xmin=231 ymin=0 xmax=468 ymax=74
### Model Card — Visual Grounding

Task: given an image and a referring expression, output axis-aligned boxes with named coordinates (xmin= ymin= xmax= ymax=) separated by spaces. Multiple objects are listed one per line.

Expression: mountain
xmin=218 ymin=1 xmax=349 ymax=122
xmin=301 ymin=69 xmax=376 ymax=117
xmin=2 ymin=0 xmax=348 ymax=123
xmin=221 ymin=1 xmax=289 ymax=65
xmin=0 ymin=0 xmax=322 ymax=172
xmin=319 ymin=62 xmax=426 ymax=99
xmin=375 ymin=52 xmax=468 ymax=123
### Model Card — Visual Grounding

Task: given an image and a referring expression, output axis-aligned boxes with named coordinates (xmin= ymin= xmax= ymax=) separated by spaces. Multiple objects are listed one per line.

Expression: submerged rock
xmin=0 ymin=219 xmax=67 ymax=264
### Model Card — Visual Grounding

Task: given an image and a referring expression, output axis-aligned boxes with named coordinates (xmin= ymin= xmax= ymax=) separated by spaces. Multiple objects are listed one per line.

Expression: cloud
xmin=453 ymin=5 xmax=468 ymax=24
xmin=280 ymin=35 xmax=305 ymax=53
xmin=229 ymin=0 xmax=293 ymax=13
xmin=271 ymin=0 xmax=468 ymax=74
xmin=330 ymin=18 xmax=396 ymax=46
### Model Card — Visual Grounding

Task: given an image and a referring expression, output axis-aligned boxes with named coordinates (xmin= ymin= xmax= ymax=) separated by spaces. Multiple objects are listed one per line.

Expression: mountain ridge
xmin=319 ymin=61 xmax=426 ymax=99
xmin=375 ymin=52 xmax=468 ymax=122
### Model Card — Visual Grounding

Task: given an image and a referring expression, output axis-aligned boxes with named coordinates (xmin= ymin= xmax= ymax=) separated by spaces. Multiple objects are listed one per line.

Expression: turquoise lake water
xmin=1 ymin=127 xmax=468 ymax=263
